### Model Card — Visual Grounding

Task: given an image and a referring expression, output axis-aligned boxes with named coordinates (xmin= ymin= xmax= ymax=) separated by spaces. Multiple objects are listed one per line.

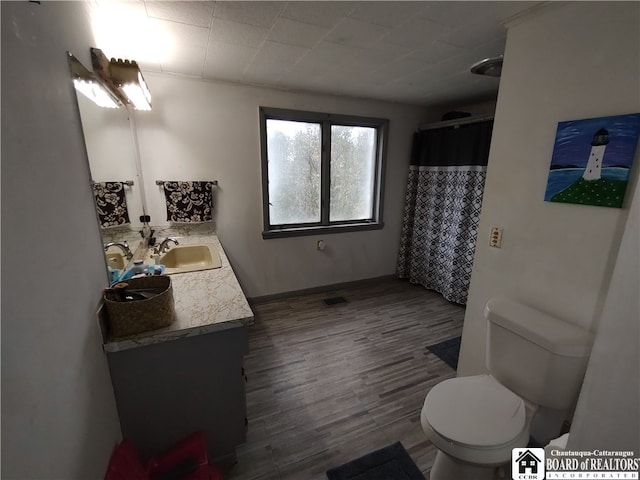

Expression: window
xmin=260 ymin=107 xmax=388 ymax=238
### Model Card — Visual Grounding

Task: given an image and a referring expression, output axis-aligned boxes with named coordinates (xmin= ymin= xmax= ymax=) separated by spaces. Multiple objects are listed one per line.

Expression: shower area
xmin=397 ymin=115 xmax=494 ymax=305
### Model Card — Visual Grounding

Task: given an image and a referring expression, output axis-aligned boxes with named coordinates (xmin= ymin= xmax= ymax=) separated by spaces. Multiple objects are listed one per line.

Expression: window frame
xmin=259 ymin=106 xmax=388 ymax=239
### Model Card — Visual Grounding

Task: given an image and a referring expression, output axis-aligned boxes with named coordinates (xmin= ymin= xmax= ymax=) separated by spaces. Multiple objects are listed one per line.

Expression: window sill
xmin=262 ymin=222 xmax=384 ymax=239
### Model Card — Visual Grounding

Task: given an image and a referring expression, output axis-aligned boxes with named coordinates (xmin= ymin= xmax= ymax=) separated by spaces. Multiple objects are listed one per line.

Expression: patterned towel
xmin=163 ymin=181 xmax=214 ymax=223
xmin=93 ymin=182 xmax=131 ymax=228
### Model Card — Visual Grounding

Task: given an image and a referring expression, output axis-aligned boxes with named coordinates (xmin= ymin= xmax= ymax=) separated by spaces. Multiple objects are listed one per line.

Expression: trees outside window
xmin=260 ymin=107 xmax=388 ymax=238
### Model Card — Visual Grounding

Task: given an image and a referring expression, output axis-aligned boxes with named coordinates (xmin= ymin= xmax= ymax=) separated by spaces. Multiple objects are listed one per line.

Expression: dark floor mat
xmin=426 ymin=336 xmax=461 ymax=370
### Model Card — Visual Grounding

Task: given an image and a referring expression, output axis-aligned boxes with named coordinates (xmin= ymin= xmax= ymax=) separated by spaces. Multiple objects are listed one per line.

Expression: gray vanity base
xmin=107 ymin=325 xmax=248 ymax=463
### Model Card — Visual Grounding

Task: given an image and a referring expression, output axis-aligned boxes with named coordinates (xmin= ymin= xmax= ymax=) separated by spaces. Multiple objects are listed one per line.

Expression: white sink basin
xmin=152 ymin=243 xmax=221 ymax=274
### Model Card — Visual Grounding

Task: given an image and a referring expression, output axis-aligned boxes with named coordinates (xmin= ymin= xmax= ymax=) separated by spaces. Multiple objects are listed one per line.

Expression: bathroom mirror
xmin=68 ymin=52 xmax=146 ymax=275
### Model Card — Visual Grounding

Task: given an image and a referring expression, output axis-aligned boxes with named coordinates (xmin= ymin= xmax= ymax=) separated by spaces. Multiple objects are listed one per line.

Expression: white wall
xmin=568 ymin=181 xmax=639 ymax=452
xmin=458 ymin=2 xmax=640 ymax=376
xmin=1 ymin=2 xmax=122 ymax=478
xmin=133 ymin=75 xmax=428 ymax=298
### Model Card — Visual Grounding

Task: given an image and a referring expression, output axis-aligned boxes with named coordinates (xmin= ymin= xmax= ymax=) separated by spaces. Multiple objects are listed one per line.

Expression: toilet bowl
xmin=421 ymin=298 xmax=594 ymax=480
xmin=422 ymin=375 xmax=532 ymax=465
xmin=421 ymin=375 xmax=536 ymax=479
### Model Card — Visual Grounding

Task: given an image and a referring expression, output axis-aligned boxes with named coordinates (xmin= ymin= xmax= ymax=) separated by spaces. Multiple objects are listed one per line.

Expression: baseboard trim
xmin=248 ymin=275 xmax=398 ymax=305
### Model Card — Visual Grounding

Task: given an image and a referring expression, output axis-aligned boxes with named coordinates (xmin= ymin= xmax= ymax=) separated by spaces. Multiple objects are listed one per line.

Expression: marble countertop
xmin=103 ymin=234 xmax=254 ymax=353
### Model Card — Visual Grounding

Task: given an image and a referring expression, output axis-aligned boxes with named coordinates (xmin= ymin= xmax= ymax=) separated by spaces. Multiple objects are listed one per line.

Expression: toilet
xmin=421 ymin=297 xmax=594 ymax=480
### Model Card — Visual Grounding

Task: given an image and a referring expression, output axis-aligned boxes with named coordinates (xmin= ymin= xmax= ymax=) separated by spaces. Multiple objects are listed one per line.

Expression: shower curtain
xmin=397 ymin=120 xmax=493 ymax=305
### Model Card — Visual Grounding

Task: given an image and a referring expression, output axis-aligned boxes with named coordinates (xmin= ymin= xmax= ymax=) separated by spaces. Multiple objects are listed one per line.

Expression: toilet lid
xmin=423 ymin=375 xmax=526 ymax=447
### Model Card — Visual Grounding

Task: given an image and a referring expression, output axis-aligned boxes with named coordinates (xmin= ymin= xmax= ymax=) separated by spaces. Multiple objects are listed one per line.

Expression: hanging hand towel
xmin=163 ymin=181 xmax=214 ymax=222
xmin=93 ymin=182 xmax=131 ymax=228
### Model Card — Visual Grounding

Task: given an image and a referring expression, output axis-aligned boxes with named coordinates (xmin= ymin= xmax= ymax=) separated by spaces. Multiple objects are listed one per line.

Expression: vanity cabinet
xmin=107 ymin=325 xmax=248 ymax=463
xmin=101 ymin=235 xmax=254 ymax=464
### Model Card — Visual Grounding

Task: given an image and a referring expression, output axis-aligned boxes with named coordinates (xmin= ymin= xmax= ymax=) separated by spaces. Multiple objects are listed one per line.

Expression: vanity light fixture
xmin=91 ymin=47 xmax=152 ymax=111
xmin=109 ymin=58 xmax=152 ymax=111
xmin=68 ymin=52 xmax=122 ymax=109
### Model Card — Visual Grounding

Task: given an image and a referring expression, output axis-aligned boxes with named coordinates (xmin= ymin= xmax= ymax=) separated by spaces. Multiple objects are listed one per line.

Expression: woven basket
xmin=105 ymin=275 xmax=176 ymax=338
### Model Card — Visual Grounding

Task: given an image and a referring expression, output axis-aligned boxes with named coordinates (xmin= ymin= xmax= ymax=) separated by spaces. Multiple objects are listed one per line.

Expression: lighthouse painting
xmin=545 ymin=113 xmax=640 ymax=208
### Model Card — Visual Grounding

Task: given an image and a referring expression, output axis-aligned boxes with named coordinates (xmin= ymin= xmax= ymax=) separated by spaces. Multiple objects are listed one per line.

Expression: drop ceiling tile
xmin=419 ymin=2 xmax=493 ymax=28
xmin=385 ymin=91 xmax=427 ymax=104
xmin=384 ymin=17 xmax=453 ymax=48
xmin=316 ymin=67 xmax=380 ymax=90
xmin=210 ymin=17 xmax=269 ymax=48
xmin=285 ymin=59 xmax=331 ymax=78
xmin=471 ymin=38 xmax=507 ymax=59
xmin=440 ymin=20 xmax=506 ymax=49
xmin=489 ymin=1 xmax=542 ymax=21
xmin=364 ymin=68 xmax=405 ymax=87
xmin=277 ymin=72 xmax=328 ymax=92
xmin=161 ymin=46 xmax=206 ymax=77
xmin=243 ymin=59 xmax=290 ymax=84
xmin=268 ymin=17 xmax=330 ymax=49
xmin=357 ymin=41 xmax=413 ymax=65
xmin=402 ymin=41 xmax=469 ymax=65
xmin=257 ymin=41 xmax=310 ymax=65
xmin=137 ymin=59 xmax=162 ymax=73
xmin=384 ymin=66 xmax=440 ymax=90
xmin=377 ymin=56 xmax=425 ymax=76
xmin=150 ymin=18 xmax=210 ymax=49
xmin=206 ymin=41 xmax=257 ymax=65
xmin=213 ymin=1 xmax=285 ymax=28
xmin=348 ymin=1 xmax=428 ymax=28
xmin=203 ymin=41 xmax=256 ymax=79
xmin=311 ymin=77 xmax=360 ymax=96
xmin=442 ymin=72 xmax=486 ymax=89
xmin=452 ymin=80 xmax=498 ymax=98
xmin=144 ymin=1 xmax=214 ymax=28
xmin=432 ymin=51 xmax=481 ymax=77
xmin=337 ymin=54 xmax=382 ymax=74
xmin=281 ymin=1 xmax=359 ymax=28
xmin=325 ymin=18 xmax=391 ymax=49
xmin=296 ymin=41 xmax=362 ymax=69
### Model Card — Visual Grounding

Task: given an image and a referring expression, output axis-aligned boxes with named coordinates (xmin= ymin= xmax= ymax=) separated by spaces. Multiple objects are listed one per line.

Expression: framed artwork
xmin=545 ymin=113 xmax=640 ymax=208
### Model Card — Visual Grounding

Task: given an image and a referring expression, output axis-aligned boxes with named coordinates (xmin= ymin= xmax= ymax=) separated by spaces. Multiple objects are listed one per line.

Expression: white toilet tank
xmin=484 ymin=298 xmax=594 ymax=410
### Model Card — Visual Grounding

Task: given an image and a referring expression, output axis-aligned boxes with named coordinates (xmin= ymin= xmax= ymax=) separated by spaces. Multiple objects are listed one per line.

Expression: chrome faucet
xmin=153 ymin=237 xmax=179 ymax=256
xmin=104 ymin=241 xmax=133 ymax=260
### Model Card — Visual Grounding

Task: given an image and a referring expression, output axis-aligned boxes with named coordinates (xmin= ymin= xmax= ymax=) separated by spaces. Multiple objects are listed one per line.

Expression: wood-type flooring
xmin=225 ymin=278 xmax=465 ymax=480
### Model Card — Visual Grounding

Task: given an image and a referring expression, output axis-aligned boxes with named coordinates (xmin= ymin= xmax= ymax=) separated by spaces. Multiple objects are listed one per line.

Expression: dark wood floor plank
xmin=225 ymin=278 xmax=464 ymax=480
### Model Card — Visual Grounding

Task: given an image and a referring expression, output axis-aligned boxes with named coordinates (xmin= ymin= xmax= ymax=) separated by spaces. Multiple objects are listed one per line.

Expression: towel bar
xmin=91 ymin=180 xmax=134 ymax=186
xmin=156 ymin=180 xmax=219 ymax=186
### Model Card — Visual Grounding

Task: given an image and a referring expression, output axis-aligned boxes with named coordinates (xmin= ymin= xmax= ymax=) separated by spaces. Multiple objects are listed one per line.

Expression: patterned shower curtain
xmin=397 ymin=120 xmax=493 ymax=305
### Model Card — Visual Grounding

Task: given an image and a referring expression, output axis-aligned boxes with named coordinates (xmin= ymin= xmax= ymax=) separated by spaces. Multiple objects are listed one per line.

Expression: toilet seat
xmin=421 ymin=375 xmax=530 ymax=465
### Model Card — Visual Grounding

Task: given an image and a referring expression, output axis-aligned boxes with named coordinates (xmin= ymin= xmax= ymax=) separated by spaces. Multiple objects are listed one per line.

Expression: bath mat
xmin=426 ymin=336 xmax=461 ymax=370
xmin=326 ymin=442 xmax=425 ymax=480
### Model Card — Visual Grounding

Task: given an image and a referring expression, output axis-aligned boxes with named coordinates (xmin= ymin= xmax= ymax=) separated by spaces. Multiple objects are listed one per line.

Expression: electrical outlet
xmin=489 ymin=227 xmax=503 ymax=248
xmin=317 ymin=240 xmax=325 ymax=251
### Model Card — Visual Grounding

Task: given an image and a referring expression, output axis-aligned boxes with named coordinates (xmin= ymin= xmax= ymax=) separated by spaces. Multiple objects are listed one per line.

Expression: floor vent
xmin=323 ymin=296 xmax=348 ymax=306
